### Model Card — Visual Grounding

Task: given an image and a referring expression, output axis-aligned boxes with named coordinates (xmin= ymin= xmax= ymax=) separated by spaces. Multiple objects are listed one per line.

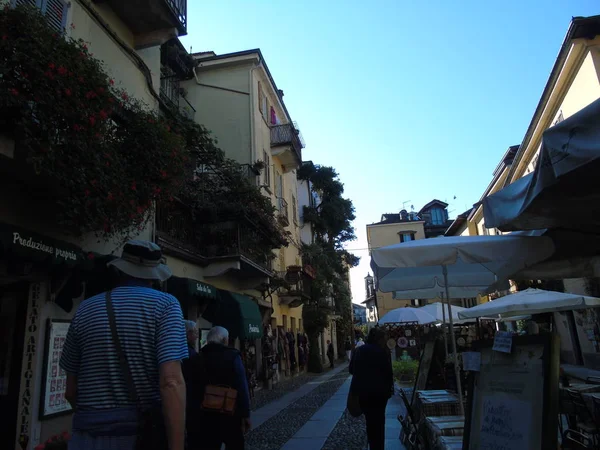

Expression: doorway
xmin=0 ymin=283 xmax=28 ymax=449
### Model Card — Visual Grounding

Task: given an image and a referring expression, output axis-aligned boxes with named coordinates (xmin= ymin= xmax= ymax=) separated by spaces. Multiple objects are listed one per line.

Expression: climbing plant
xmin=298 ymin=162 xmax=359 ymax=372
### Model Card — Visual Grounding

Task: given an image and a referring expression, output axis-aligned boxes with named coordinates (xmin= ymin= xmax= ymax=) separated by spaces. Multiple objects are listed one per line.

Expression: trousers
xmin=359 ymin=395 xmax=388 ymax=450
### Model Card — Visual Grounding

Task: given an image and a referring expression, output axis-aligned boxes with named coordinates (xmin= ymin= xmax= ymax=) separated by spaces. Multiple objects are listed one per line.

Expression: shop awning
xmin=483 ymin=98 xmax=600 ymax=233
xmin=166 ymin=276 xmax=217 ymax=301
xmin=0 ymin=223 xmax=85 ymax=268
xmin=203 ymin=290 xmax=263 ymax=340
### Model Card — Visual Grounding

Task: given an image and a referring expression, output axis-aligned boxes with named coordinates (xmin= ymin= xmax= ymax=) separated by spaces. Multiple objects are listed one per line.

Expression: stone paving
xmin=245 ymin=362 xmax=407 ymax=450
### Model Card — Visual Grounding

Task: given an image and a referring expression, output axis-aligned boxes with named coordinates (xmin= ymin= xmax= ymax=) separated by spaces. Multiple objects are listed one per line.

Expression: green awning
xmin=204 ymin=290 xmax=263 ymax=340
xmin=166 ymin=276 xmax=217 ymax=301
xmin=0 ymin=223 xmax=85 ymax=268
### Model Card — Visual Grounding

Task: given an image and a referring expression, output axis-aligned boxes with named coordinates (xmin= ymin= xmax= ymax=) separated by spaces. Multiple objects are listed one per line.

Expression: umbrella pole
xmin=440 ymin=291 xmax=449 ymax=359
xmin=442 ymin=265 xmax=465 ymax=416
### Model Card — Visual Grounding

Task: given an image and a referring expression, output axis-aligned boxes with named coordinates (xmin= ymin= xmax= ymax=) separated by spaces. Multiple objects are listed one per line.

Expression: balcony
xmin=93 ymin=0 xmax=187 ymax=38
xmin=156 ymin=201 xmax=277 ymax=286
xmin=277 ymin=197 xmax=289 ymax=227
xmin=276 ymin=267 xmax=311 ymax=308
xmin=270 ymin=123 xmax=304 ymax=172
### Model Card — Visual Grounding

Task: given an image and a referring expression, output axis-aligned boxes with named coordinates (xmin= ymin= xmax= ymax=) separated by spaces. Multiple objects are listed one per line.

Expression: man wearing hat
xmin=60 ymin=240 xmax=188 ymax=450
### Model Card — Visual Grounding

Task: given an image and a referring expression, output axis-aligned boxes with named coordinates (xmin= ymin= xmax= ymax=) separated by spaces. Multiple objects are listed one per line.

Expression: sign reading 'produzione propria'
xmin=13 ymin=232 xmax=79 ymax=262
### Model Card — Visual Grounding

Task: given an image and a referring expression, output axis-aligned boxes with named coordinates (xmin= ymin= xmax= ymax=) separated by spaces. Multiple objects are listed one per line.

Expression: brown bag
xmin=202 ymin=384 xmax=238 ymax=414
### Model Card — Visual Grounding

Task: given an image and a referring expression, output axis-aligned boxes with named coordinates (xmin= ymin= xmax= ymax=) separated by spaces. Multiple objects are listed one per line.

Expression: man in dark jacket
xmin=327 ymin=340 xmax=335 ymax=368
xmin=184 ymin=326 xmax=251 ymax=450
xmin=349 ymin=327 xmax=393 ymax=450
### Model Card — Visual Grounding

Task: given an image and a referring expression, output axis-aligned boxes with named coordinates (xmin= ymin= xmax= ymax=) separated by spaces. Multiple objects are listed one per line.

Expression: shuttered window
xmin=11 ymin=0 xmax=69 ymax=32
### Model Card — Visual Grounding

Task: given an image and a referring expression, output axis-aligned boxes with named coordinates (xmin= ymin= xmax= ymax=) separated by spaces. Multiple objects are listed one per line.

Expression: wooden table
xmin=415 ymin=390 xmax=463 ymax=420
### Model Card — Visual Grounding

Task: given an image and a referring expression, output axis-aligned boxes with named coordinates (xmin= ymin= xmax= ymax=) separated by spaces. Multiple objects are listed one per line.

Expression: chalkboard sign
xmin=462 ymin=334 xmax=559 ymax=450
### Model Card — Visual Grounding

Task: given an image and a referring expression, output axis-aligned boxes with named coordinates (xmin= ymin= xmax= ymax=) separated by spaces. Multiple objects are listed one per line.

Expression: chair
xmin=586 ymin=376 xmax=600 ymax=385
xmin=562 ymin=429 xmax=593 ymax=449
xmin=566 ymin=390 xmax=599 ymax=445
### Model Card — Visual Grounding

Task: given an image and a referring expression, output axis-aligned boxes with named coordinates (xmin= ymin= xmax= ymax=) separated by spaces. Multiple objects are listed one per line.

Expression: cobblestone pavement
xmin=245 ymin=369 xmax=350 ymax=450
xmin=250 ymin=366 xmax=335 ymax=412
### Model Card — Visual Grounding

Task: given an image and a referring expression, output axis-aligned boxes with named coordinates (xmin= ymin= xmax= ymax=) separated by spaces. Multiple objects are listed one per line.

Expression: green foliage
xmin=392 ymin=360 xmax=419 ymax=383
xmin=0 ymin=5 xmax=285 ymax=252
xmin=299 ymin=163 xmax=359 ymax=371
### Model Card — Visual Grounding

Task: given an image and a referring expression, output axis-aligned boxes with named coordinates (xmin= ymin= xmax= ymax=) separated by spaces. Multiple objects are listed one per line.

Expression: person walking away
xmin=185 ymin=326 xmax=251 ymax=450
xmin=327 ymin=340 xmax=335 ymax=369
xmin=345 ymin=338 xmax=352 ymax=361
xmin=60 ymin=240 xmax=188 ymax=450
xmin=186 ymin=320 xmax=199 ymax=357
xmin=349 ymin=327 xmax=393 ymax=450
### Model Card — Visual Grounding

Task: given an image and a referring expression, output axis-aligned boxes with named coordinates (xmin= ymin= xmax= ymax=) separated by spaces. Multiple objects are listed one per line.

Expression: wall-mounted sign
xmin=39 ymin=319 xmax=73 ymax=419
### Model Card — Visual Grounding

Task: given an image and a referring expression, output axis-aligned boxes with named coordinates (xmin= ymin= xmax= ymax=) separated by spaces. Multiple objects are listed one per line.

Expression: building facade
xmin=0 ymin=1 xmax=188 ymax=448
xmin=352 ymin=303 xmax=367 ymax=325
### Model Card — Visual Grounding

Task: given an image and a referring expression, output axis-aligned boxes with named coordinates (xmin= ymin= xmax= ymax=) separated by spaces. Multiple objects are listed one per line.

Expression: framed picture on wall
xmin=39 ymin=319 xmax=73 ymax=420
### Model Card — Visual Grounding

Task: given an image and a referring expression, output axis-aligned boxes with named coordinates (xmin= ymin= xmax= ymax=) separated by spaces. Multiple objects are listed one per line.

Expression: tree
xmin=298 ymin=163 xmax=358 ymax=372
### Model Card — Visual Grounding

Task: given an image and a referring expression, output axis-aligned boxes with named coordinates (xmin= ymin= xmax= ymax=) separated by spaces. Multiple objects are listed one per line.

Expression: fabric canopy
xmin=203 ymin=290 xmax=263 ymax=340
xmin=458 ymin=288 xmax=600 ymax=319
xmin=166 ymin=276 xmax=217 ymax=301
xmin=378 ymin=307 xmax=437 ymax=325
xmin=483 ymin=97 xmax=600 ymax=232
xmin=371 ymin=234 xmax=555 ymax=295
xmin=418 ymin=302 xmax=469 ymax=323
xmin=0 ymin=222 xmax=85 ymax=268
xmin=393 ymin=283 xmax=488 ymax=301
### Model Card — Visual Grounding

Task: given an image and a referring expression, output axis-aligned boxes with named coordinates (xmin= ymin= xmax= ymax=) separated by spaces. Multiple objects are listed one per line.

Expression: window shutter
xmin=12 ymin=0 xmax=41 ymax=7
xmin=41 ymin=0 xmax=69 ymax=32
xmin=258 ymin=82 xmax=264 ymax=113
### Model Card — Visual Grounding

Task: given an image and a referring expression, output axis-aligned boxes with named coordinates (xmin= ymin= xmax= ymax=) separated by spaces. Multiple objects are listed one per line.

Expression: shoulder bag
xmin=106 ymin=291 xmax=168 ymax=450
xmin=199 ymin=352 xmax=239 ymax=415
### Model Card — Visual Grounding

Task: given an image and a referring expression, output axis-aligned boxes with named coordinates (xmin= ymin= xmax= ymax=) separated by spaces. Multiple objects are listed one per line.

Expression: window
xmin=399 ymin=232 xmax=415 ymax=243
xmin=275 ymin=170 xmax=283 ymax=198
xmin=160 ymin=66 xmax=180 ymax=107
xmin=430 ymin=207 xmax=446 ymax=225
xmin=292 ymin=195 xmax=298 ymax=224
xmin=262 ymin=150 xmax=271 ymax=188
xmin=12 ymin=0 xmax=69 ymax=32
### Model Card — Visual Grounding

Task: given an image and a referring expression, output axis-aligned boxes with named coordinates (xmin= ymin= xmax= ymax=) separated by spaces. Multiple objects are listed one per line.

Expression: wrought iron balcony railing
xmin=270 ymin=123 xmax=304 ymax=160
xmin=156 ymin=201 xmax=274 ymax=272
xmin=277 ymin=197 xmax=289 ymax=227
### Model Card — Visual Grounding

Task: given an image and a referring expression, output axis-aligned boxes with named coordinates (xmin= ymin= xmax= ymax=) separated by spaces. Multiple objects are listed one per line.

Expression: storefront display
xmin=40 ymin=319 xmax=72 ymax=419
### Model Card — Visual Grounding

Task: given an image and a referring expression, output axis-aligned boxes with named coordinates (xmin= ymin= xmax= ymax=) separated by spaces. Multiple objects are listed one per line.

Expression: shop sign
xmin=16 ymin=283 xmax=42 ymax=450
xmin=11 ymin=231 xmax=79 ymax=264
xmin=248 ymin=324 xmax=260 ymax=334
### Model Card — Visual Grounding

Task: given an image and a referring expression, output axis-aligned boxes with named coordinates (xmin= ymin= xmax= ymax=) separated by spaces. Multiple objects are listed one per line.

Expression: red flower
xmin=73 ymin=124 xmax=83 ymax=131
xmin=44 ymin=71 xmax=54 ymax=79
xmin=107 ymin=192 xmax=114 ymax=201
xmin=84 ymin=189 xmax=90 ymax=197
xmin=153 ymin=186 xmax=162 ymax=195
xmin=9 ymin=88 xmax=18 ymax=96
xmin=48 ymin=63 xmax=55 ymax=70
xmin=97 ymin=87 xmax=105 ymax=94
xmin=88 ymin=116 xmax=96 ymax=126
xmin=78 ymin=77 xmax=84 ymax=83
xmin=57 ymin=66 xmax=68 ymax=75
xmin=131 ymin=182 xmax=137 ymax=191
xmin=64 ymin=88 xmax=72 ymax=96
xmin=70 ymin=23 xmax=76 ymax=30
xmin=148 ymin=118 xmax=155 ymax=124
xmin=137 ymin=206 xmax=145 ymax=214
xmin=108 ymin=97 xmax=114 ymax=103
xmin=99 ymin=110 xmax=108 ymax=120
xmin=105 ymin=161 xmax=110 ymax=167
xmin=160 ymin=170 xmax=167 ymax=179
xmin=121 ymin=92 xmax=129 ymax=101
xmin=109 ymin=79 xmax=115 ymax=86
xmin=82 ymin=43 xmax=88 ymax=50
xmin=85 ymin=91 xmax=97 ymax=99
xmin=34 ymin=445 xmax=44 ymax=450
xmin=90 ymin=179 xmax=97 ymax=186
xmin=87 ymin=253 xmax=95 ymax=260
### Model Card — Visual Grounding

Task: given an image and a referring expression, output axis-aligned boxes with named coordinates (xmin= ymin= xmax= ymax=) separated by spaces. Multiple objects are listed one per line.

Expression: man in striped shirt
xmin=60 ymin=240 xmax=188 ymax=450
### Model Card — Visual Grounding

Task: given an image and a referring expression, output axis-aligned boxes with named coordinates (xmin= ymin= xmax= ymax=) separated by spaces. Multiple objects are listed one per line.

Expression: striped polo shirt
xmin=60 ymin=285 xmax=188 ymax=410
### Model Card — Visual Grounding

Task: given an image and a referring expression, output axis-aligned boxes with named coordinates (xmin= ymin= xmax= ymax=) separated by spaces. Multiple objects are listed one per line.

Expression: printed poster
xmin=41 ymin=320 xmax=72 ymax=418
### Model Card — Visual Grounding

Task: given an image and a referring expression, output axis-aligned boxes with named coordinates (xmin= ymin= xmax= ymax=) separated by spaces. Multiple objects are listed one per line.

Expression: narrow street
xmin=246 ymin=363 xmax=405 ymax=450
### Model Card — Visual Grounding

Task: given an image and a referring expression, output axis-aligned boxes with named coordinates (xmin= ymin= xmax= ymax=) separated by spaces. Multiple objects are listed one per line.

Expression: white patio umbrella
xmin=458 ymin=288 xmax=600 ymax=319
xmin=419 ymin=302 xmax=469 ymax=323
xmin=378 ymin=307 xmax=437 ymax=325
xmin=371 ymin=234 xmax=556 ymax=415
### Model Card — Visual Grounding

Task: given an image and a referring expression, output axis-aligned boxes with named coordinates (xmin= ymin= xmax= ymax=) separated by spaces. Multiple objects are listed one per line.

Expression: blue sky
xmin=180 ymin=0 xmax=599 ymax=304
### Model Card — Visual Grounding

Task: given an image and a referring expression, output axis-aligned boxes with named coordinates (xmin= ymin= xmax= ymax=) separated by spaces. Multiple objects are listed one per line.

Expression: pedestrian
xmin=345 ymin=338 xmax=352 ymax=361
xmin=185 ymin=326 xmax=251 ymax=450
xmin=60 ymin=240 xmax=188 ymax=450
xmin=349 ymin=327 xmax=393 ymax=450
xmin=327 ymin=340 xmax=335 ymax=369
xmin=185 ymin=320 xmax=199 ymax=357
xmin=356 ymin=337 xmax=365 ymax=348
